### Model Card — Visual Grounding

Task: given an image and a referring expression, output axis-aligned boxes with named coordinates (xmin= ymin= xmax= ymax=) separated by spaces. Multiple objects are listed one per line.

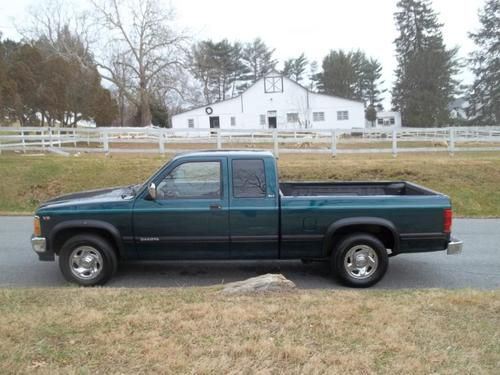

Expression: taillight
xmin=34 ymin=216 xmax=41 ymax=237
xmin=443 ymin=208 xmax=452 ymax=233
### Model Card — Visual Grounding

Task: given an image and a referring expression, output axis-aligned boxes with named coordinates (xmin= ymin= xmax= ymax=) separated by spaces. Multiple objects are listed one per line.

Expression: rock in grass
xmin=222 ymin=274 xmax=296 ymax=295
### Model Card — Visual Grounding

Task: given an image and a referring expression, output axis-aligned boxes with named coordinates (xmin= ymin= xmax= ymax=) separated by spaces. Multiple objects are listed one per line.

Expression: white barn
xmin=172 ymin=73 xmax=365 ymax=131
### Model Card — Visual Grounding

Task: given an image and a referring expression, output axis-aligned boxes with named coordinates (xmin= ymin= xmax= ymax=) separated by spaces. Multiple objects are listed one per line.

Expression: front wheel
xmin=59 ymin=234 xmax=118 ymax=286
xmin=331 ymin=233 xmax=388 ymax=288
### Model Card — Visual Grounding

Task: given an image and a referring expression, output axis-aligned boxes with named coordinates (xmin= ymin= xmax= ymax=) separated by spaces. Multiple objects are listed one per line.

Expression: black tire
xmin=59 ymin=234 xmax=118 ymax=286
xmin=331 ymin=233 xmax=388 ymax=288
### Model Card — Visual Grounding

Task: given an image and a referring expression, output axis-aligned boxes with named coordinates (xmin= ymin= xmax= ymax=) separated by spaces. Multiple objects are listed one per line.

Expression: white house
xmin=366 ymin=111 xmax=402 ymax=128
xmin=172 ymin=73 xmax=365 ymax=131
xmin=449 ymin=98 xmax=469 ymax=120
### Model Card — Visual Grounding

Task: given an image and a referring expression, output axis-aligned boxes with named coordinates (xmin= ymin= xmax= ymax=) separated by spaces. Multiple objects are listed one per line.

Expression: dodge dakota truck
xmin=31 ymin=150 xmax=462 ymax=287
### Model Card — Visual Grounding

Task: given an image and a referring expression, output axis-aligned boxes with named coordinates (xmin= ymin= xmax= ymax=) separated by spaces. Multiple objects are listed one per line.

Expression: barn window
xmin=188 ymin=118 xmax=194 ymax=128
xmin=313 ymin=112 xmax=325 ymax=122
xmin=389 ymin=117 xmax=395 ymax=125
xmin=264 ymin=76 xmax=283 ymax=93
xmin=230 ymin=116 xmax=236 ymax=126
xmin=337 ymin=111 xmax=349 ymax=121
xmin=287 ymin=113 xmax=299 ymax=123
xmin=259 ymin=114 xmax=266 ymax=125
xmin=377 ymin=118 xmax=384 ymax=125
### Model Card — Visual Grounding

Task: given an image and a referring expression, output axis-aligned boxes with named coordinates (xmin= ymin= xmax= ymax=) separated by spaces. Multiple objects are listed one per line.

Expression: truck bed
xmin=279 ymin=181 xmax=437 ymax=197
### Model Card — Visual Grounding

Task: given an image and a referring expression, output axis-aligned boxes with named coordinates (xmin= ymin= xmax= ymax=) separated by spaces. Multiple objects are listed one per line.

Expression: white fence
xmin=1 ymin=126 xmax=500 ymax=157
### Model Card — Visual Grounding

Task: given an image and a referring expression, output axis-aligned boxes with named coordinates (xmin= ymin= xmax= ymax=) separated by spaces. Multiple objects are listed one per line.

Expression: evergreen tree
xmin=316 ymin=50 xmax=361 ymax=99
xmin=282 ymin=53 xmax=308 ymax=83
xmin=392 ymin=0 xmax=459 ymax=127
xmin=365 ymin=105 xmax=378 ymax=127
xmin=190 ymin=39 xmax=247 ymax=104
xmin=362 ymin=58 xmax=385 ymax=106
xmin=468 ymin=0 xmax=500 ymax=124
xmin=0 ymin=34 xmax=117 ymax=127
xmin=240 ymin=38 xmax=277 ymax=84
xmin=315 ymin=50 xmax=384 ymax=105
xmin=149 ymin=97 xmax=169 ymax=128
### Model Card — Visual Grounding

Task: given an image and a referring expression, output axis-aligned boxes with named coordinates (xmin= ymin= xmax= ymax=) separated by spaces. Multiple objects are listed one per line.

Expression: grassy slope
xmin=0 ymin=152 xmax=499 ymax=216
xmin=0 ymin=288 xmax=498 ymax=374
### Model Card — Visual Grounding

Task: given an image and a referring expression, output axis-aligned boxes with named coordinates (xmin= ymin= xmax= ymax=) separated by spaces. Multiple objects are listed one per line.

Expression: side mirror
xmin=148 ymin=182 xmax=157 ymax=200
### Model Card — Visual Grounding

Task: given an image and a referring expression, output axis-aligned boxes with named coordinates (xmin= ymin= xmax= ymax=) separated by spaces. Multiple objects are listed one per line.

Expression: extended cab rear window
xmin=232 ymin=159 xmax=266 ymax=198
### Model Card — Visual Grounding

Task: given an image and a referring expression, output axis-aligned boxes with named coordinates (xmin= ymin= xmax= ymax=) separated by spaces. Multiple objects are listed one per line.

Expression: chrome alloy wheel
xmin=343 ymin=245 xmax=379 ymax=280
xmin=69 ymin=246 xmax=103 ymax=280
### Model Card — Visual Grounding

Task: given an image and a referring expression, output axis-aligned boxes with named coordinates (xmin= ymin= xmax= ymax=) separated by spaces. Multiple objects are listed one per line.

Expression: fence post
xmin=73 ymin=128 xmax=77 ymax=148
xmin=273 ymin=129 xmax=279 ymax=158
xmin=57 ymin=129 xmax=61 ymax=147
xmin=331 ymin=129 xmax=337 ymax=158
xmin=21 ymin=129 xmax=26 ymax=153
xmin=392 ymin=129 xmax=397 ymax=157
xmin=216 ymin=129 xmax=222 ymax=149
xmin=159 ymin=129 xmax=165 ymax=155
xmin=449 ymin=127 xmax=455 ymax=156
xmin=41 ymin=129 xmax=46 ymax=151
xmin=103 ymin=130 xmax=109 ymax=153
xmin=49 ymin=128 xmax=53 ymax=148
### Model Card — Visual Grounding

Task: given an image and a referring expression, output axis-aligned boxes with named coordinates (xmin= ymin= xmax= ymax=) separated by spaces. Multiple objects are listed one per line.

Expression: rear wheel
xmin=331 ymin=233 xmax=388 ymax=288
xmin=59 ymin=234 xmax=117 ymax=286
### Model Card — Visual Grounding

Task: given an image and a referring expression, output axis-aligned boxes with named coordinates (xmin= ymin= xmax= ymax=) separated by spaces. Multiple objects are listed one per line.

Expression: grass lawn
xmin=0 ymin=151 xmax=499 ymax=216
xmin=0 ymin=288 xmax=498 ymax=374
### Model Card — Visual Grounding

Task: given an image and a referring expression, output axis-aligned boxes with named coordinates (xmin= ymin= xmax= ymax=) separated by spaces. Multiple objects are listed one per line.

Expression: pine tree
xmin=315 ymin=50 xmax=384 ymax=105
xmin=282 ymin=53 xmax=308 ymax=83
xmin=392 ymin=0 xmax=459 ymax=127
xmin=240 ymin=38 xmax=277 ymax=85
xmin=316 ymin=50 xmax=361 ymax=99
xmin=362 ymin=58 xmax=385 ymax=107
xmin=468 ymin=0 xmax=500 ymax=124
xmin=190 ymin=40 xmax=247 ymax=104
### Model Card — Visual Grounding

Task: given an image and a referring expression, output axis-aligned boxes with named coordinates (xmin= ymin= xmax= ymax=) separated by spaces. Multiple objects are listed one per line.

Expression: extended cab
xmin=31 ymin=150 xmax=462 ymax=287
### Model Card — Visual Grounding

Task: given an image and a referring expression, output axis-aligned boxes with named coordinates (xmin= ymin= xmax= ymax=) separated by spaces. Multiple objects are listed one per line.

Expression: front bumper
xmin=31 ymin=236 xmax=54 ymax=261
xmin=446 ymin=237 xmax=463 ymax=255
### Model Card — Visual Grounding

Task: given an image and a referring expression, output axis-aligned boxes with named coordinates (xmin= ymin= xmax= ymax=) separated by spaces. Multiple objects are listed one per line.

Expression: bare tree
xmin=90 ymin=0 xmax=189 ymax=126
xmin=20 ymin=0 xmax=94 ymax=66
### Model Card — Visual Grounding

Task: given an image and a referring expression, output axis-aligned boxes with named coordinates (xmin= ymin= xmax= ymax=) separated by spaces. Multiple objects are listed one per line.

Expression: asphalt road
xmin=0 ymin=217 xmax=499 ymax=289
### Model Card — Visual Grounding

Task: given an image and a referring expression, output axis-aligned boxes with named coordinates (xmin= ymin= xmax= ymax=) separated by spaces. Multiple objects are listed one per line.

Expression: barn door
xmin=267 ymin=111 xmax=277 ymax=129
xmin=209 ymin=116 xmax=220 ymax=129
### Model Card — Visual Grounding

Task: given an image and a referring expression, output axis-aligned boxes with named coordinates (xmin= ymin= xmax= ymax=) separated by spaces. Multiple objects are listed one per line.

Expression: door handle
xmin=209 ymin=204 xmax=222 ymax=210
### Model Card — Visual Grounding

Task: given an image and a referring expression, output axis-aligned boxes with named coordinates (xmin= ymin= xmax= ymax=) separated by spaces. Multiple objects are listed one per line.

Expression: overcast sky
xmin=0 ymin=0 xmax=484 ymax=107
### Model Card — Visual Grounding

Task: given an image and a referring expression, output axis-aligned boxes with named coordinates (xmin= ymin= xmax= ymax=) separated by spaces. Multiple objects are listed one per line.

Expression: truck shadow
xmin=111 ymin=260 xmax=336 ymax=289
xmin=108 ymin=257 xmax=448 ymax=289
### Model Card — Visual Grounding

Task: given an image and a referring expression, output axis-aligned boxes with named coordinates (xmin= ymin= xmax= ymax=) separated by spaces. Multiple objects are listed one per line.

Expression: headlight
xmin=33 ymin=216 xmax=41 ymax=237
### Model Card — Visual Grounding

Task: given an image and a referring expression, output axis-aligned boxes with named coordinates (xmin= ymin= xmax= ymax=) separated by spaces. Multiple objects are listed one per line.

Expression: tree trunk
xmin=119 ymin=91 xmax=125 ymax=127
xmin=140 ymin=89 xmax=151 ymax=127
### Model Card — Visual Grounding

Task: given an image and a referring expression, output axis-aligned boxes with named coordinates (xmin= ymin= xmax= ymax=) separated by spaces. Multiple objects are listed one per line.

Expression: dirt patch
xmin=21 ymin=180 xmax=64 ymax=206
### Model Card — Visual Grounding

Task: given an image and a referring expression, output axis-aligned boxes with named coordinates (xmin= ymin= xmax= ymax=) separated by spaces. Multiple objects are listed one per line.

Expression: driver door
xmin=133 ymin=157 xmax=229 ymax=260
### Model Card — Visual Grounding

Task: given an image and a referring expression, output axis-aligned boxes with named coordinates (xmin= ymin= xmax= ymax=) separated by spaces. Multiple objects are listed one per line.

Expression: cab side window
xmin=157 ymin=161 xmax=221 ymax=199
xmin=232 ymin=159 xmax=267 ymax=198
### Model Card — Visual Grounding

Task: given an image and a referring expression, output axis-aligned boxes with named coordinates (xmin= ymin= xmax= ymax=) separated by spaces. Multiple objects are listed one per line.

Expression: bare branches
xmin=19 ymin=0 xmax=94 ymax=67
xmin=89 ymin=0 xmax=190 ymax=126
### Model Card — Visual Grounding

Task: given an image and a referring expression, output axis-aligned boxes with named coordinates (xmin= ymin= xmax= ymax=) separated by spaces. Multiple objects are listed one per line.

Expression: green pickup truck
xmin=31 ymin=150 xmax=462 ymax=287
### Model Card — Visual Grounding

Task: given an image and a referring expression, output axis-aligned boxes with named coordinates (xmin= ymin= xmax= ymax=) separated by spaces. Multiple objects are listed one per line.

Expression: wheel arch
xmin=323 ymin=217 xmax=399 ymax=256
xmin=49 ymin=220 xmax=125 ymax=259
